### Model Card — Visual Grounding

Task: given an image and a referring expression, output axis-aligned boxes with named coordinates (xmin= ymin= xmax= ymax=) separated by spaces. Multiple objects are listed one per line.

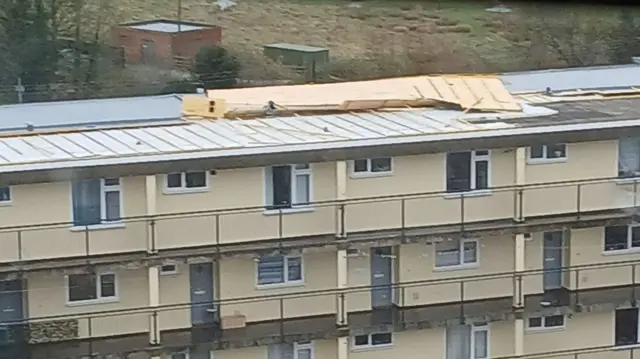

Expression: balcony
xmin=0 ymin=176 xmax=638 ymax=269
xmin=10 ymin=260 xmax=640 ymax=359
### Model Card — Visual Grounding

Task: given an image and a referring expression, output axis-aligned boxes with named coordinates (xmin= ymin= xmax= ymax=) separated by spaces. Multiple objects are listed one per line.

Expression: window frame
xmin=71 ymin=178 xmax=123 ymax=228
xmin=160 ymin=262 xmax=179 ymax=276
xmin=526 ymin=314 xmax=565 ymax=331
xmin=434 ymin=238 xmax=479 ymax=269
xmin=264 ymin=164 xmax=313 ymax=212
xmin=527 ymin=144 xmax=568 ymax=164
xmin=604 ymin=224 xmax=640 ymax=253
xmin=445 ymin=150 xmax=491 ymax=194
xmin=615 ymin=307 xmax=640 ymax=347
xmin=0 ymin=186 xmax=11 ymax=205
xmin=66 ymin=272 xmax=118 ymax=305
xmin=294 ymin=341 xmax=314 ymax=359
xmin=256 ymin=254 xmax=304 ymax=288
xmin=351 ymin=332 xmax=393 ymax=350
xmin=351 ymin=157 xmax=393 ymax=178
xmin=470 ymin=325 xmax=489 ymax=359
xmin=164 ymin=171 xmax=209 ymax=194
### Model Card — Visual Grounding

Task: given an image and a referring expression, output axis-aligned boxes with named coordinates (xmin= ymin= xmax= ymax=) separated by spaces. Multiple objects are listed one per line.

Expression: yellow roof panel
xmin=206 ymin=75 xmax=521 ymax=115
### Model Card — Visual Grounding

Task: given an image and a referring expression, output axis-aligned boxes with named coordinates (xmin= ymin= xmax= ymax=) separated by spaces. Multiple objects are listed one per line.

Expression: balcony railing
xmin=4 ymin=259 xmax=640 ymax=356
xmin=0 ymin=176 xmax=638 ymax=265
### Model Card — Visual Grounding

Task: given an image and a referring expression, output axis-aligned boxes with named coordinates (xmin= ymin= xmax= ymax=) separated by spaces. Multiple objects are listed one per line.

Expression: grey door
xmin=0 ymin=280 xmax=24 ymax=345
xmin=371 ymin=247 xmax=393 ymax=308
xmin=140 ymin=39 xmax=156 ymax=64
xmin=543 ymin=232 xmax=564 ymax=290
xmin=190 ymin=263 xmax=215 ymax=326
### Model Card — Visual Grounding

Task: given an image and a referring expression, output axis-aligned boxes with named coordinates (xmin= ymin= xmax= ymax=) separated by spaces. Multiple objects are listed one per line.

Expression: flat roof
xmin=0 ymin=95 xmax=187 ymax=133
xmin=264 ymin=43 xmax=329 ymax=52
xmin=0 ymin=104 xmax=555 ymax=174
xmin=121 ymin=19 xmax=214 ymax=33
xmin=501 ymin=64 xmax=640 ymax=94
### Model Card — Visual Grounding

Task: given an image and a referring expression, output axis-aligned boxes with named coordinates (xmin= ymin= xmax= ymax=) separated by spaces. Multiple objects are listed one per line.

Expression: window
xmin=71 ymin=178 xmax=122 ymax=227
xmin=616 ymin=308 xmax=640 ymax=347
xmin=446 ymin=324 xmax=489 ymax=359
xmin=351 ymin=332 xmax=393 ymax=349
xmin=265 ymin=164 xmax=312 ymax=210
xmin=67 ymin=273 xmax=117 ymax=303
xmin=527 ymin=315 xmax=565 ymax=330
xmin=528 ymin=144 xmax=567 ymax=162
xmin=257 ymin=255 xmax=303 ymax=286
xmin=352 ymin=158 xmax=392 ymax=176
xmin=0 ymin=187 xmax=10 ymax=203
xmin=160 ymin=263 xmax=178 ymax=275
xmin=446 ymin=150 xmax=490 ymax=193
xmin=435 ymin=238 xmax=478 ymax=268
xmin=604 ymin=225 xmax=640 ymax=252
xmin=268 ymin=342 xmax=313 ymax=359
xmin=170 ymin=352 xmax=188 ymax=359
xmin=165 ymin=172 xmax=208 ymax=192
xmin=619 ymin=137 xmax=640 ymax=178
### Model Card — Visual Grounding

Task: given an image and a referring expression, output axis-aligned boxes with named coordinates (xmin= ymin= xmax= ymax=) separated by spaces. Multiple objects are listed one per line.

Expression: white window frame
xmin=351 ymin=332 xmax=393 ymax=350
xmin=445 ymin=150 xmax=491 ymax=194
xmin=66 ymin=272 xmax=118 ymax=305
xmin=294 ymin=341 xmax=314 ymax=359
xmin=526 ymin=314 xmax=565 ymax=331
xmin=434 ymin=238 xmax=479 ymax=269
xmin=256 ymin=254 xmax=304 ymax=287
xmin=264 ymin=164 xmax=313 ymax=213
xmin=101 ymin=178 xmax=122 ymax=222
xmin=164 ymin=171 xmax=209 ymax=194
xmin=471 ymin=325 xmax=489 ymax=359
xmin=170 ymin=351 xmax=189 ymax=359
xmin=604 ymin=224 xmax=640 ymax=253
xmin=0 ymin=186 xmax=11 ymax=205
xmin=527 ymin=144 xmax=568 ymax=164
xmin=160 ymin=262 xmax=179 ymax=275
xmin=351 ymin=157 xmax=393 ymax=178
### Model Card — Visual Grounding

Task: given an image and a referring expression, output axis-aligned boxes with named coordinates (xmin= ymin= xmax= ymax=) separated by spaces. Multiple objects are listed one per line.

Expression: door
xmin=543 ymin=232 xmax=564 ymax=290
xmin=140 ymin=39 xmax=156 ymax=64
xmin=190 ymin=263 xmax=215 ymax=326
xmin=370 ymin=247 xmax=393 ymax=308
xmin=0 ymin=280 xmax=25 ymax=358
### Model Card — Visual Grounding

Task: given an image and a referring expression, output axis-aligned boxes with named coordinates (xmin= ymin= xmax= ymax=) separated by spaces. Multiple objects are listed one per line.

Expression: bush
xmin=193 ymin=46 xmax=241 ymax=89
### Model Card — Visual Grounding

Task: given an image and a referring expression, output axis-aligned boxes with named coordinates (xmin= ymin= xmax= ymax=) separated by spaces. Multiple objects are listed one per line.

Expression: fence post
xmin=576 ymin=184 xmax=582 ymax=220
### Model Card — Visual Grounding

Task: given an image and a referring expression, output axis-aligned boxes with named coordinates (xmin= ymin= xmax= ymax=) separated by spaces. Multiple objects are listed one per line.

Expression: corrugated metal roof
xmin=517 ymin=92 xmax=640 ymax=104
xmin=207 ymin=75 xmax=522 ymax=114
xmin=0 ymin=95 xmax=189 ymax=133
xmin=501 ymin=64 xmax=640 ymax=94
xmin=0 ymin=106 xmax=558 ymax=172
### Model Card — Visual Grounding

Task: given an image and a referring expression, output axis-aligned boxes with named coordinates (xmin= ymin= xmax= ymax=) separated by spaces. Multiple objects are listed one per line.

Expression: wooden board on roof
xmin=207 ymin=75 xmax=522 ymax=116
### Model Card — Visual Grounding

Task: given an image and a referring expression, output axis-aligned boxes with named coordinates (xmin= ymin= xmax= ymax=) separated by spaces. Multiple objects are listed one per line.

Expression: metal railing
xmin=0 ymin=175 xmax=638 ymax=265
xmin=1 ymin=259 xmax=639 ymax=351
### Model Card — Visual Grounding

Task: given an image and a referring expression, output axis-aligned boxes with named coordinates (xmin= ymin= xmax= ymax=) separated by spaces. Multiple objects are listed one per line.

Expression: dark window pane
xmin=354 ymin=159 xmax=368 ymax=172
xmin=166 ymin=173 xmax=182 ymax=188
xmin=72 ymin=180 xmax=101 ymax=226
xmin=528 ymin=317 xmax=542 ymax=327
xmin=446 ymin=152 xmax=471 ymax=192
xmin=371 ymin=158 xmax=392 ymax=172
xmin=185 ymin=172 xmax=206 ymax=188
xmin=605 ymin=226 xmax=629 ymax=251
xmin=544 ymin=315 xmax=564 ymax=327
xmin=632 ymin=227 xmax=640 ymax=248
xmin=104 ymin=191 xmax=120 ymax=222
xmin=257 ymin=255 xmax=285 ymax=285
xmin=0 ymin=187 xmax=11 ymax=202
xmin=546 ymin=144 xmax=566 ymax=159
xmin=286 ymin=257 xmax=302 ymax=281
xmin=474 ymin=160 xmax=489 ymax=190
xmin=99 ymin=274 xmax=116 ymax=298
xmin=615 ymin=308 xmax=639 ymax=346
xmin=68 ymin=274 xmax=97 ymax=301
xmin=354 ymin=335 xmax=369 ymax=346
xmin=103 ymin=178 xmax=119 ymax=186
xmin=530 ymin=145 xmax=544 ymax=159
xmin=271 ymin=166 xmax=292 ymax=209
xmin=371 ymin=332 xmax=392 ymax=345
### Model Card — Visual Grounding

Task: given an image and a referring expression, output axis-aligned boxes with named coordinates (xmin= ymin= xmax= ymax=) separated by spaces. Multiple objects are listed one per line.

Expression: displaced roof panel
xmin=207 ymin=75 xmax=522 ymax=114
xmin=0 ymin=107 xmax=542 ymax=172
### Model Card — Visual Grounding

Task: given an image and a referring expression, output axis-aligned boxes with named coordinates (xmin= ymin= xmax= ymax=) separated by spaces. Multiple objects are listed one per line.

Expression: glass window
xmin=0 ymin=187 xmax=10 ymax=203
xmin=71 ymin=179 xmax=121 ymax=226
xmin=605 ymin=225 xmax=640 ymax=252
xmin=166 ymin=172 xmax=207 ymax=190
xmin=435 ymin=239 xmax=478 ymax=268
xmin=257 ymin=255 xmax=303 ymax=286
xmin=67 ymin=273 xmax=116 ymax=302
xmin=266 ymin=165 xmax=312 ymax=209
xmin=447 ymin=151 xmax=490 ymax=193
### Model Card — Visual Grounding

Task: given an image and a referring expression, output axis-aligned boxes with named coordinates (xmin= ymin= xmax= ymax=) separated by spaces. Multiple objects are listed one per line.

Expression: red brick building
xmin=112 ymin=19 xmax=222 ymax=67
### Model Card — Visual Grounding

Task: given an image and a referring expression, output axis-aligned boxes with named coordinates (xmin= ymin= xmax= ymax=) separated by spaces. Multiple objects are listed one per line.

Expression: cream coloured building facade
xmin=2 ymin=72 xmax=640 ymax=359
